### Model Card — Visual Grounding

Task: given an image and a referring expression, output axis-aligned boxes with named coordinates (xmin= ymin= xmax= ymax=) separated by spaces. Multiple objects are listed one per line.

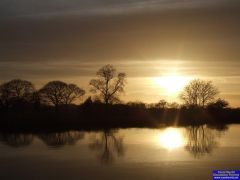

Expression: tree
xmin=167 ymin=102 xmax=180 ymax=109
xmin=89 ymin=64 xmax=126 ymax=104
xmin=39 ymin=81 xmax=67 ymax=108
xmin=180 ymin=79 xmax=219 ymax=107
xmin=155 ymin=99 xmax=167 ymax=109
xmin=39 ymin=81 xmax=85 ymax=108
xmin=63 ymin=84 xmax=85 ymax=105
xmin=207 ymin=98 xmax=229 ymax=109
xmin=127 ymin=101 xmax=146 ymax=108
xmin=0 ymin=79 xmax=35 ymax=108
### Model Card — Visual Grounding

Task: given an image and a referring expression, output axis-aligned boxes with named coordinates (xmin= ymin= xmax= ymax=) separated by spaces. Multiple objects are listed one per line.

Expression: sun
xmin=154 ymin=73 xmax=191 ymax=94
xmin=157 ymin=128 xmax=186 ymax=150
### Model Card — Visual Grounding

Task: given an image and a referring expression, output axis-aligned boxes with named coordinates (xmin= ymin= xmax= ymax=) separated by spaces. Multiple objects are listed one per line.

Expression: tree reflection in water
xmin=38 ymin=131 xmax=84 ymax=148
xmin=0 ymin=133 xmax=34 ymax=148
xmin=89 ymin=129 xmax=124 ymax=164
xmin=185 ymin=125 xmax=227 ymax=158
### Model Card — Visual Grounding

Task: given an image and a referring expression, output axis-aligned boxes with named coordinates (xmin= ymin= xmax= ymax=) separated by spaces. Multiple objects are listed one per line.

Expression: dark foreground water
xmin=0 ymin=124 xmax=239 ymax=180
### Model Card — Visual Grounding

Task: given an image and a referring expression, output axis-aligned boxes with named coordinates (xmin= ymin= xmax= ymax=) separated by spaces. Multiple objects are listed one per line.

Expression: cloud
xmin=0 ymin=0 xmax=240 ymax=105
xmin=0 ymin=6 xmax=240 ymax=63
xmin=1 ymin=60 xmax=240 ymax=79
xmin=0 ymin=0 xmax=239 ymax=17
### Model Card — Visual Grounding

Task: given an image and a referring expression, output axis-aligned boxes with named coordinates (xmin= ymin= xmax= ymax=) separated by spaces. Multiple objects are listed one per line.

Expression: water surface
xmin=0 ymin=124 xmax=239 ymax=180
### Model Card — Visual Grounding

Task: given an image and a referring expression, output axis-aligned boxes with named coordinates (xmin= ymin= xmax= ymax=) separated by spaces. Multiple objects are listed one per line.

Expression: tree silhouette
xmin=207 ymin=98 xmax=229 ymax=109
xmin=39 ymin=81 xmax=85 ymax=108
xmin=0 ymin=79 xmax=35 ymax=108
xmin=180 ymin=79 xmax=219 ymax=107
xmin=89 ymin=65 xmax=126 ymax=104
xmin=39 ymin=81 xmax=67 ymax=108
xmin=63 ymin=84 xmax=85 ymax=105
xmin=155 ymin=99 xmax=167 ymax=109
xmin=127 ymin=101 xmax=146 ymax=108
xmin=167 ymin=102 xmax=180 ymax=109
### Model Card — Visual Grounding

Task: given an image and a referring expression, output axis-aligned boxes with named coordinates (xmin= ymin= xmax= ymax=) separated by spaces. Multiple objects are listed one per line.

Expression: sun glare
xmin=154 ymin=73 xmax=191 ymax=94
xmin=157 ymin=128 xmax=186 ymax=150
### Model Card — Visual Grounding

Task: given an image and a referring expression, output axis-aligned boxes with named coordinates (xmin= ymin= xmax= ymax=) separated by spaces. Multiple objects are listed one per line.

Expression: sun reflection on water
xmin=157 ymin=128 xmax=186 ymax=150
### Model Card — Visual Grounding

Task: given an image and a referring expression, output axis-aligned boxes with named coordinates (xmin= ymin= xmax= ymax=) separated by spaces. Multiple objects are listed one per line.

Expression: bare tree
xmin=39 ymin=81 xmax=85 ymax=108
xmin=39 ymin=81 xmax=67 ymax=108
xmin=89 ymin=65 xmax=126 ymax=104
xmin=180 ymin=79 xmax=219 ymax=107
xmin=63 ymin=84 xmax=85 ymax=105
xmin=0 ymin=79 xmax=35 ymax=108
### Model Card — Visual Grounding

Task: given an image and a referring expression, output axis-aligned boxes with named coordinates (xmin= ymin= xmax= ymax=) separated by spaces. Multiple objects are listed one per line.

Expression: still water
xmin=0 ymin=124 xmax=239 ymax=180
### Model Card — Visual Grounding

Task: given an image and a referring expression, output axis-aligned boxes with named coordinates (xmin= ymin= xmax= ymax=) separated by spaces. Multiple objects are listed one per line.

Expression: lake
xmin=0 ymin=124 xmax=239 ymax=180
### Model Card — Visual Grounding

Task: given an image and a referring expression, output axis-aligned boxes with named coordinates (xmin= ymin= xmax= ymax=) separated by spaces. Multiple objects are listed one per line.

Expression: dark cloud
xmin=0 ymin=7 xmax=240 ymax=63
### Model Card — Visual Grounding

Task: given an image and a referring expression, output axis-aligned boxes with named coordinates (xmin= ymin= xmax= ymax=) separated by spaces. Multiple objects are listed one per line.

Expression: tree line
xmin=0 ymin=64 xmax=126 ymax=110
xmin=0 ymin=79 xmax=85 ymax=110
xmin=0 ymin=64 xmax=230 ymax=110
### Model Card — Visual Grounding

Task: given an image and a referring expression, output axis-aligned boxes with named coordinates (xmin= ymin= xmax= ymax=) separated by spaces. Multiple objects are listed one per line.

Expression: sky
xmin=0 ymin=0 xmax=240 ymax=106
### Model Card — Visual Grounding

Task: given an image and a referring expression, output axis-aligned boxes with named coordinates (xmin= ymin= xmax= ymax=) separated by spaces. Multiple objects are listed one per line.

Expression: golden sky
xmin=0 ymin=0 xmax=240 ymax=106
